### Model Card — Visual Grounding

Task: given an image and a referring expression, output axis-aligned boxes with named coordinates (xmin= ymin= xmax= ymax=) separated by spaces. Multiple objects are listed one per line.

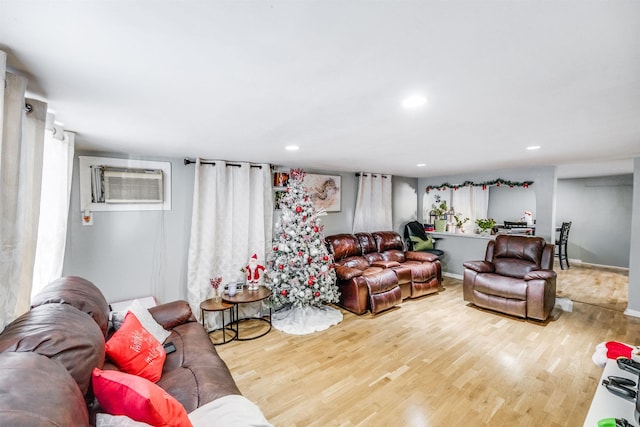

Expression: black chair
xmin=403 ymin=221 xmax=444 ymax=258
xmin=555 ymin=221 xmax=572 ymax=270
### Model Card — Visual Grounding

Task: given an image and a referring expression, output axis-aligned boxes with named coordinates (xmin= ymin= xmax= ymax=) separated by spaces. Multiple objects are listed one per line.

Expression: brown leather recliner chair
xmin=462 ymin=235 xmax=557 ymax=321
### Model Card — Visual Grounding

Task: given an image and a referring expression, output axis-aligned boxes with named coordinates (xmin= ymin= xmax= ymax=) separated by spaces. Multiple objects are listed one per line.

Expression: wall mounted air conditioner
xmin=101 ymin=167 xmax=164 ymax=204
xmin=79 ymin=156 xmax=171 ymax=212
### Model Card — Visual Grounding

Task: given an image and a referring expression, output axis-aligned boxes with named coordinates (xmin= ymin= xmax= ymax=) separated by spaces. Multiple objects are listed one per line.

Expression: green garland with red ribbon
xmin=425 ymin=179 xmax=533 ymax=193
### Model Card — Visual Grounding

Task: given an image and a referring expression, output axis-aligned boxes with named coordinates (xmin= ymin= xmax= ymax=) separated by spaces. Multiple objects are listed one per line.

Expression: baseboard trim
xmin=443 ymin=272 xmax=463 ymax=280
xmin=624 ymin=308 xmax=640 ymax=318
xmin=571 ymin=260 xmax=629 ymax=272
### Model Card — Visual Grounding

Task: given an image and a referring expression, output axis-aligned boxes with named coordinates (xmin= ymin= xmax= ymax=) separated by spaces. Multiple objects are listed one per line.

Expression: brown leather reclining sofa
xmin=325 ymin=231 xmax=442 ymax=315
xmin=0 ymin=276 xmax=241 ymax=425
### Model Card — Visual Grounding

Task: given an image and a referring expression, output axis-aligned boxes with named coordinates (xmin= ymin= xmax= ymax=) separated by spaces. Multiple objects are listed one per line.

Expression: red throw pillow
xmin=105 ymin=312 xmax=166 ymax=382
xmin=92 ymin=368 xmax=192 ymax=427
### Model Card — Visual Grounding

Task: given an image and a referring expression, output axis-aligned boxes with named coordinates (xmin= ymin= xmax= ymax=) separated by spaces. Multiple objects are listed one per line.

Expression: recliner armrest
xmin=463 ymin=261 xmax=494 ymax=273
xmin=406 ymin=251 xmax=438 ymax=263
xmin=148 ymin=300 xmax=195 ymax=330
xmin=335 ymin=265 xmax=364 ymax=280
xmin=524 ymin=269 xmax=557 ymax=281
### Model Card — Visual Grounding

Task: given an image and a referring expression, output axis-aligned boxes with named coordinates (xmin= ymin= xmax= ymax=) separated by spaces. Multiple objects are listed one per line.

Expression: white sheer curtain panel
xmin=187 ymin=159 xmax=273 ymax=328
xmin=352 ymin=173 xmax=392 ymax=233
xmin=31 ymin=126 xmax=75 ymax=297
xmin=0 ymin=52 xmax=47 ymax=330
xmin=451 ymin=186 xmax=489 ymax=232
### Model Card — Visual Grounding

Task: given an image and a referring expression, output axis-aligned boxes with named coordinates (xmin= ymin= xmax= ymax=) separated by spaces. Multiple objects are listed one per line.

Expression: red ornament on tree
xmin=281 ymin=290 xmax=288 ymax=296
xmin=314 ymin=226 xmax=319 ymax=232
xmin=273 ymin=246 xmax=278 ymax=251
xmin=323 ymin=255 xmax=329 ymax=261
xmin=278 ymin=264 xmax=284 ymax=270
xmin=295 ymin=206 xmax=302 ymax=213
xmin=314 ymin=291 xmax=320 ymax=297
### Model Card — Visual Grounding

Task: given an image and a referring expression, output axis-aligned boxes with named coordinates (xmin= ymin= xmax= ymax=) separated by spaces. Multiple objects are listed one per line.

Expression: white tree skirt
xmin=272 ymin=305 xmax=343 ymax=335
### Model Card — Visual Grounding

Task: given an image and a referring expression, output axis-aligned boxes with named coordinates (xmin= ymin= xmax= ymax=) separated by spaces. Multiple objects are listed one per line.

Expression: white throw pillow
xmin=96 ymin=413 xmax=153 ymax=427
xmin=188 ymin=395 xmax=272 ymax=427
xmin=111 ymin=299 xmax=171 ymax=344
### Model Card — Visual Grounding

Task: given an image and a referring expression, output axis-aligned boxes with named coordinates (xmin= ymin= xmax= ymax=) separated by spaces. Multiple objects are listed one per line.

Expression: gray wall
xmin=64 ymin=152 xmax=194 ymax=304
xmin=627 ymin=158 xmax=640 ymax=314
xmin=392 ymin=176 xmax=419 ymax=234
xmin=64 ymin=156 xmax=418 ymax=304
xmin=418 ymin=166 xmax=557 ymax=242
xmin=556 ymin=175 xmax=633 ymax=267
xmin=488 ymin=186 xmax=537 ymax=224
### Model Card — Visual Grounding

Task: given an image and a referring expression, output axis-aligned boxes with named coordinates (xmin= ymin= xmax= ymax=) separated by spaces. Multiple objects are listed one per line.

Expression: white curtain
xmin=187 ymin=159 xmax=273 ymax=326
xmin=352 ymin=173 xmax=392 ymax=233
xmin=31 ymin=124 xmax=75 ymax=297
xmin=1 ymin=51 xmax=47 ymax=330
xmin=451 ymin=186 xmax=489 ymax=232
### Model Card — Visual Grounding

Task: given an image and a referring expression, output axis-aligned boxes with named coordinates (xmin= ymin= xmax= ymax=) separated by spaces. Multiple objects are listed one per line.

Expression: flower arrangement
xmin=210 ymin=276 xmax=222 ymax=290
xmin=453 ymin=215 xmax=469 ymax=229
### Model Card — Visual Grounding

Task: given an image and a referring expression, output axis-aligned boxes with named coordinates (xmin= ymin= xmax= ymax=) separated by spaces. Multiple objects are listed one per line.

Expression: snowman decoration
xmin=245 ymin=254 xmax=265 ymax=291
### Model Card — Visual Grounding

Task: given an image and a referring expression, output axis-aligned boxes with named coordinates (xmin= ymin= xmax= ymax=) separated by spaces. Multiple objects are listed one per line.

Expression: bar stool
xmin=555 ymin=221 xmax=572 ymax=270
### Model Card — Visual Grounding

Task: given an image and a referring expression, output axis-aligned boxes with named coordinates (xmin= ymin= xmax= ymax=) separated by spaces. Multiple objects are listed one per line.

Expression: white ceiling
xmin=1 ymin=1 xmax=639 ymax=178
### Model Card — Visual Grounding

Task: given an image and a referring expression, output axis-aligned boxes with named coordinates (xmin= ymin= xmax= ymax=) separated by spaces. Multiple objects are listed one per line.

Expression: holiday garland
xmin=425 ymin=178 xmax=533 ymax=193
xmin=267 ymin=168 xmax=339 ymax=308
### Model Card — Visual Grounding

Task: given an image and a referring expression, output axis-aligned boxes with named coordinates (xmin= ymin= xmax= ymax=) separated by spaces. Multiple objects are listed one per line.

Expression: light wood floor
xmin=217 ymin=266 xmax=639 ymax=427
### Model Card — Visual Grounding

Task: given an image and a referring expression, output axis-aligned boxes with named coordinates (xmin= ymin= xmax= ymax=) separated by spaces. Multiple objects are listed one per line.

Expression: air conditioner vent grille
xmin=102 ymin=169 xmax=164 ymax=204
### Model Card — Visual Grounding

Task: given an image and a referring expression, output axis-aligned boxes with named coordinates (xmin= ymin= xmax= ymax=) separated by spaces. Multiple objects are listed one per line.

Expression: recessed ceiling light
xmin=526 ymin=145 xmax=541 ymax=150
xmin=402 ymin=95 xmax=427 ymax=109
xmin=285 ymin=145 xmax=299 ymax=151
xmin=417 ymin=163 xmax=426 ymax=167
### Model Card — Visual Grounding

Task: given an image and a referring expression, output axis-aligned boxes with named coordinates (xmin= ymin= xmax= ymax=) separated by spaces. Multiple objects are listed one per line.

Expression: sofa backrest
xmin=0 ymin=303 xmax=105 ymax=395
xmin=490 ymin=235 xmax=546 ymax=278
xmin=372 ymin=231 xmax=407 ymax=263
xmin=0 ymin=352 xmax=89 ymax=425
xmin=31 ymin=276 xmax=111 ymax=337
xmin=325 ymin=233 xmax=362 ymax=261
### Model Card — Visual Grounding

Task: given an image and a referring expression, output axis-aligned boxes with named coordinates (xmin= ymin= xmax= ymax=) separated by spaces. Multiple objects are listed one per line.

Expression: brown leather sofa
xmin=462 ymin=235 xmax=557 ymax=321
xmin=0 ymin=276 xmax=241 ymax=425
xmin=325 ymin=231 xmax=442 ymax=315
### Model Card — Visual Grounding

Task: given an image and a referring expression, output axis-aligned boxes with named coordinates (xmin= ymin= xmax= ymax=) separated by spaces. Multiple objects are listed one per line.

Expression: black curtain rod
xmin=183 ymin=158 xmax=262 ymax=168
xmin=355 ymin=173 xmax=388 ymax=178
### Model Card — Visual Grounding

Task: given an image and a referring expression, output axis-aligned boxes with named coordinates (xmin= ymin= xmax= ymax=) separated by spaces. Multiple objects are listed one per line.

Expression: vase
xmin=212 ymin=288 xmax=222 ymax=303
xmin=434 ymin=219 xmax=447 ymax=232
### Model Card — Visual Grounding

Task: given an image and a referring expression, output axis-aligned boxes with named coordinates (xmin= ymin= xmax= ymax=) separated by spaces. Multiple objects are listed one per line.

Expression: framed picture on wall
xmin=273 ymin=172 xmax=289 ymax=187
xmin=303 ymin=174 xmax=341 ymax=212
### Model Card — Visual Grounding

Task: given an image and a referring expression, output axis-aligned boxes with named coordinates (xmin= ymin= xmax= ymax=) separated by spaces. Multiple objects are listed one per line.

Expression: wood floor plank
xmin=217 ymin=269 xmax=640 ymax=426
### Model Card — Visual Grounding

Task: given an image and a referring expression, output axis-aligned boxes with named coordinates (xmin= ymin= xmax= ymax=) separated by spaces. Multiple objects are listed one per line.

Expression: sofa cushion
xmin=492 ymin=235 xmax=544 ymax=277
xmin=0 ymin=303 xmax=105 ymax=395
xmin=92 ymin=368 xmax=192 ymax=427
xmin=355 ymin=232 xmax=377 ymax=254
xmin=373 ymin=231 xmax=405 ymax=252
xmin=474 ymin=273 xmax=527 ymax=300
xmin=106 ymin=312 xmax=166 ymax=383
xmin=338 ymin=256 xmax=369 ymax=270
xmin=30 ymin=275 xmax=110 ymax=337
xmin=158 ymin=322 xmax=242 ymax=412
xmin=0 ymin=352 xmax=89 ymax=425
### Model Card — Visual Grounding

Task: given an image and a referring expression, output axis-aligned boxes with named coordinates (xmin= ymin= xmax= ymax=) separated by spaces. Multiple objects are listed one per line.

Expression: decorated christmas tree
xmin=267 ymin=168 xmax=339 ymax=309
